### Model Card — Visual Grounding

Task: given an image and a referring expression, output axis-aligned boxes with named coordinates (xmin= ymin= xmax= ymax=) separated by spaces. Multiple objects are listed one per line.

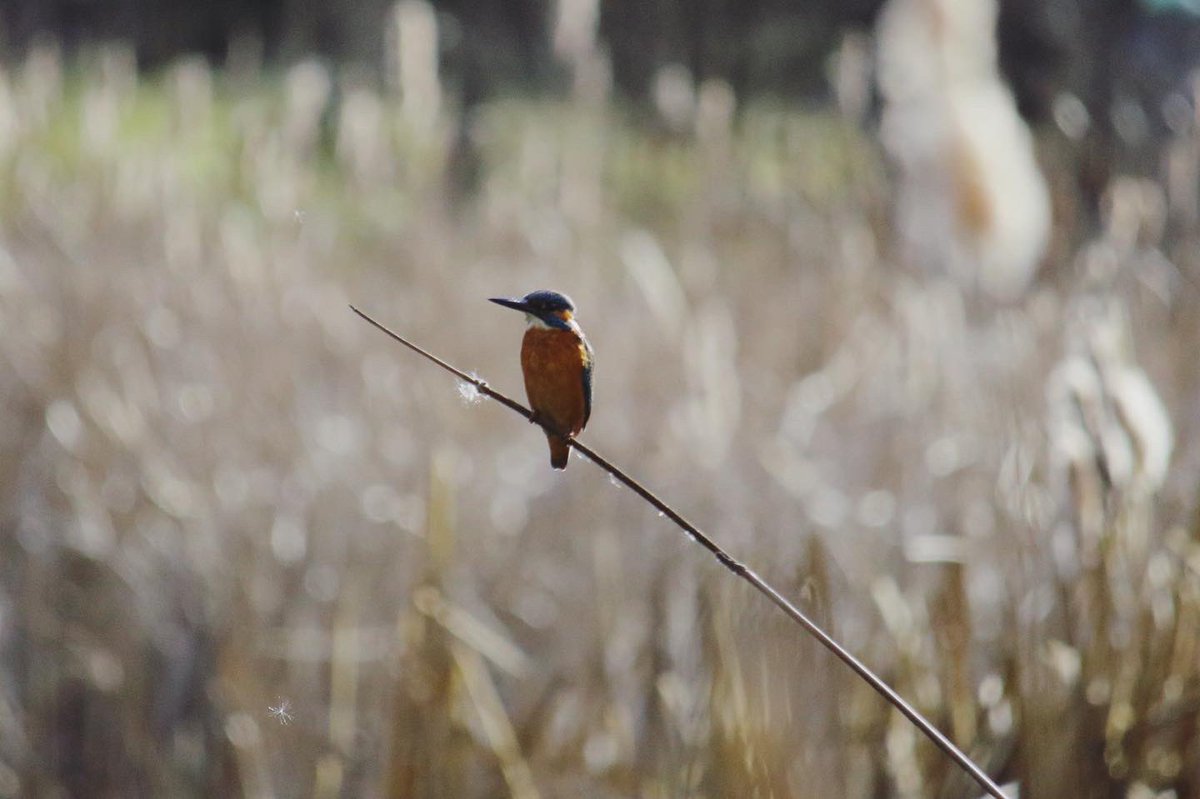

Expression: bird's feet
xmin=528 ymin=411 xmax=568 ymax=438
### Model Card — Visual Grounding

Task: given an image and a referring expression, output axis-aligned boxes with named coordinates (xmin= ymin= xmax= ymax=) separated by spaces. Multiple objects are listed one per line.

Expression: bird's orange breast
xmin=521 ymin=327 xmax=589 ymax=436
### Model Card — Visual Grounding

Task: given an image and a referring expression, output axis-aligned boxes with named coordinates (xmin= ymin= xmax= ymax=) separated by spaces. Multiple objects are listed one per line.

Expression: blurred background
xmin=1 ymin=0 xmax=1199 ymax=796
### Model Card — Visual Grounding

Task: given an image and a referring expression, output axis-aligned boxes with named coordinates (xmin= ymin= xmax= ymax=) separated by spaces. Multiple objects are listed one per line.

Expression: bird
xmin=489 ymin=290 xmax=593 ymax=469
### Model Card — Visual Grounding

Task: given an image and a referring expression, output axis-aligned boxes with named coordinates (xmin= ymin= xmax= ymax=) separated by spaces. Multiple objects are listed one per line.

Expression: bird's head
xmin=489 ymin=290 xmax=577 ymax=330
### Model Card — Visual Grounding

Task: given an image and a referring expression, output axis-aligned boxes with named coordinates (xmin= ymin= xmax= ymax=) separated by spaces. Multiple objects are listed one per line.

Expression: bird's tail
xmin=547 ymin=434 xmax=570 ymax=469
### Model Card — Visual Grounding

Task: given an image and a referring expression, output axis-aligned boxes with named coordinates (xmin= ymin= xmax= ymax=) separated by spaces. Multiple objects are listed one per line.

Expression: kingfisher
xmin=489 ymin=290 xmax=594 ymax=469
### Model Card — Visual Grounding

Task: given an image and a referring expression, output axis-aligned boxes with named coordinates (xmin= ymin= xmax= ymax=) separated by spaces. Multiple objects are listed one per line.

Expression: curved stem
xmin=351 ymin=304 xmax=1009 ymax=799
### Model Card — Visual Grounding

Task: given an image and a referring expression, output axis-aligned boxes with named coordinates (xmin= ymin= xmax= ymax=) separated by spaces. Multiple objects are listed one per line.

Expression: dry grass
xmin=1 ymin=41 xmax=1199 ymax=799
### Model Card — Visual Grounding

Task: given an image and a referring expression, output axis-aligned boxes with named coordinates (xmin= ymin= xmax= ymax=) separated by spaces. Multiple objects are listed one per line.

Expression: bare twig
xmin=351 ymin=304 xmax=1010 ymax=799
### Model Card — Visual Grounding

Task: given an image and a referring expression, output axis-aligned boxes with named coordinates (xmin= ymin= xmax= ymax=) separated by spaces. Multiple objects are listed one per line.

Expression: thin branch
xmin=351 ymin=304 xmax=1010 ymax=799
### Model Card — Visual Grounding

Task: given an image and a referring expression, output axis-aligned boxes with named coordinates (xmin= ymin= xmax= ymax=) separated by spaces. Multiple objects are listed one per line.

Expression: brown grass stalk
xmin=350 ymin=304 xmax=1011 ymax=799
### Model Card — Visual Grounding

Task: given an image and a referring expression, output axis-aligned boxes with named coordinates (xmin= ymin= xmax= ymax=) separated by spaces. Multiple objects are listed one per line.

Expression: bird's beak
xmin=489 ymin=297 xmax=530 ymax=313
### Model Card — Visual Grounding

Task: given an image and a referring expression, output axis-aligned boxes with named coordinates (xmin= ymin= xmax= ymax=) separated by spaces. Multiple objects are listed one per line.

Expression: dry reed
xmin=0 ymin=23 xmax=1198 ymax=798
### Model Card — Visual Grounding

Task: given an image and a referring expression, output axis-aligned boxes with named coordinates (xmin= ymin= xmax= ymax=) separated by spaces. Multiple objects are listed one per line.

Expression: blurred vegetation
xmin=0 ymin=17 xmax=1199 ymax=799
xmin=7 ymin=0 xmax=1200 ymax=128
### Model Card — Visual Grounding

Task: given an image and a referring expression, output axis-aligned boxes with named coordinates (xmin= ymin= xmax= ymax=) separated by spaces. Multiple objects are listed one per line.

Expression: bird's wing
xmin=581 ymin=336 xmax=594 ymax=428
